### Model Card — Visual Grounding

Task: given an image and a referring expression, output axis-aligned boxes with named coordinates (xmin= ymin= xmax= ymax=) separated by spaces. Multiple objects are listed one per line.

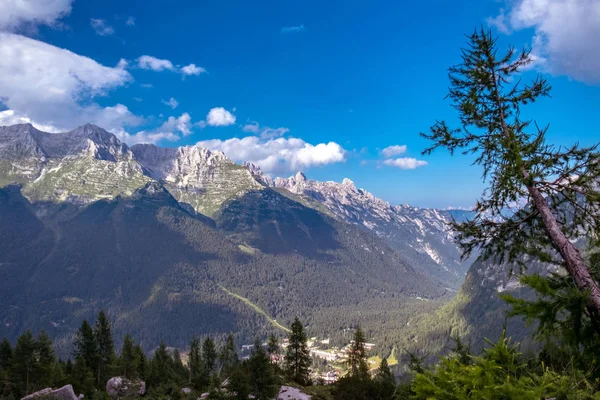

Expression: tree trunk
xmin=489 ymin=63 xmax=600 ymax=322
xmin=527 ymin=183 xmax=600 ymax=318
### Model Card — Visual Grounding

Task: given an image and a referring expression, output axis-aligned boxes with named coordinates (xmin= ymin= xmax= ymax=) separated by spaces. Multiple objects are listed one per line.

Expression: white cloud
xmin=125 ymin=16 xmax=135 ymax=26
xmin=383 ymin=157 xmax=428 ymax=170
xmin=206 ymin=107 xmax=236 ymax=127
xmin=0 ymin=109 xmax=61 ymax=132
xmin=242 ymin=121 xmax=290 ymax=139
xmin=0 ymin=32 xmax=138 ymax=132
xmin=197 ymin=136 xmax=346 ymax=174
xmin=90 ymin=18 xmax=114 ymax=36
xmin=137 ymin=55 xmax=175 ymax=72
xmin=0 ymin=30 xmax=200 ymax=146
xmin=114 ymin=129 xmax=179 ymax=145
xmin=281 ymin=25 xmax=306 ymax=33
xmin=489 ymin=0 xmax=600 ymax=84
xmin=116 ymin=58 xmax=129 ymax=69
xmin=181 ymin=64 xmax=207 ymax=76
xmin=0 ymin=0 xmax=73 ymax=31
xmin=242 ymin=122 xmax=260 ymax=134
xmin=486 ymin=9 xmax=511 ymax=34
xmin=136 ymin=56 xmax=207 ymax=77
xmin=161 ymin=113 xmax=192 ymax=136
xmin=381 ymin=145 xmax=407 ymax=157
xmin=162 ymin=97 xmax=179 ymax=109
xmin=140 ymin=83 xmax=153 ymax=88
xmin=113 ymin=113 xmax=193 ymax=145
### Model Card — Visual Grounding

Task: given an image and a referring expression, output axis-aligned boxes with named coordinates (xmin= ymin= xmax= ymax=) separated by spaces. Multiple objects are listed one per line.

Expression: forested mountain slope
xmin=0 ymin=181 xmax=448 ymax=355
xmin=0 ymin=122 xmax=471 ymax=357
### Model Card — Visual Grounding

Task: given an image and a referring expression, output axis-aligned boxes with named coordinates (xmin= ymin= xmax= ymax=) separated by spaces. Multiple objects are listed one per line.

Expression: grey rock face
xmin=0 ymin=124 xmax=150 ymax=203
xmin=132 ymin=143 xmax=265 ymax=216
xmin=21 ymin=384 xmax=79 ymax=400
xmin=106 ymin=376 xmax=146 ymax=398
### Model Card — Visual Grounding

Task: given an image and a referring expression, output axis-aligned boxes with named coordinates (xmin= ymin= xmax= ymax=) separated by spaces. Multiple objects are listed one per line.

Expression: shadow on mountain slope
xmin=0 ymin=183 xmax=448 ymax=357
xmin=214 ymin=189 xmax=342 ymax=257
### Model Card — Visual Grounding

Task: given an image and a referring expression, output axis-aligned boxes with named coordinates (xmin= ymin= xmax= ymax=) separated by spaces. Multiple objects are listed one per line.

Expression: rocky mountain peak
xmin=270 ymin=171 xmax=471 ymax=284
xmin=341 ymin=178 xmax=355 ymax=188
xmin=0 ymin=123 xmax=46 ymax=161
xmin=131 ymin=143 xmax=238 ymax=182
xmin=294 ymin=171 xmax=307 ymax=182
xmin=132 ymin=143 xmax=266 ymax=216
xmin=20 ymin=123 xmax=133 ymax=162
xmin=0 ymin=123 xmax=148 ymax=204
xmin=243 ymin=162 xmax=274 ymax=186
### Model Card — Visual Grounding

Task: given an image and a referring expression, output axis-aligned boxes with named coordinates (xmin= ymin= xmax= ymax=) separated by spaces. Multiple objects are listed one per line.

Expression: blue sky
xmin=1 ymin=0 xmax=599 ymax=208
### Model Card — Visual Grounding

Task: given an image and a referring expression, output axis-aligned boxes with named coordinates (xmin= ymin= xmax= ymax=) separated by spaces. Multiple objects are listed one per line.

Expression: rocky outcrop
xmin=278 ymin=385 xmax=311 ymax=400
xmin=0 ymin=123 xmax=150 ymax=203
xmin=21 ymin=384 xmax=80 ymax=400
xmin=106 ymin=376 xmax=146 ymax=399
xmin=132 ymin=143 xmax=265 ymax=216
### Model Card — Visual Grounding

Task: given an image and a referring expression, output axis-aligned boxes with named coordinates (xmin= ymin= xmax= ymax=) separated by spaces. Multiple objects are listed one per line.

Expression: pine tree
xmin=0 ymin=338 xmax=13 ymax=397
xmin=11 ymin=330 xmax=37 ymax=396
xmin=421 ymin=27 xmax=600 ymax=323
xmin=73 ymin=320 xmax=97 ymax=377
xmin=218 ymin=333 xmax=238 ymax=377
xmin=374 ymin=358 xmax=395 ymax=400
xmin=0 ymin=339 xmax=11 ymax=371
xmin=347 ymin=327 xmax=368 ymax=379
xmin=410 ymin=331 xmax=598 ymax=399
xmin=134 ymin=345 xmax=147 ymax=380
xmin=267 ymin=334 xmax=279 ymax=357
xmin=189 ymin=337 xmax=202 ymax=388
xmin=228 ymin=363 xmax=250 ymax=400
xmin=502 ymin=252 xmax=600 ymax=377
xmin=34 ymin=331 xmax=55 ymax=390
xmin=52 ymin=360 xmax=69 ymax=389
xmin=284 ymin=317 xmax=311 ymax=385
xmin=248 ymin=340 xmax=278 ymax=400
xmin=120 ymin=334 xmax=137 ymax=379
xmin=202 ymin=337 xmax=217 ymax=376
xmin=65 ymin=359 xmax=73 ymax=376
xmin=172 ymin=348 xmax=188 ymax=384
xmin=70 ymin=357 xmax=95 ymax=399
xmin=148 ymin=341 xmax=175 ymax=389
xmin=94 ymin=310 xmax=115 ymax=385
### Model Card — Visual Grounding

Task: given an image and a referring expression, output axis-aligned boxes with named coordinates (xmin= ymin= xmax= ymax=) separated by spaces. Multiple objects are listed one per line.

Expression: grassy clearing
xmin=387 ymin=346 xmax=398 ymax=366
xmin=238 ymin=244 xmax=257 ymax=255
xmin=368 ymin=355 xmax=382 ymax=369
xmin=218 ymin=285 xmax=291 ymax=333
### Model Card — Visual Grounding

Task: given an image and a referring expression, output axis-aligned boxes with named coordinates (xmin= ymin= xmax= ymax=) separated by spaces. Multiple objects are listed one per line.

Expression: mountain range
xmin=0 ymin=123 xmax=475 ymax=355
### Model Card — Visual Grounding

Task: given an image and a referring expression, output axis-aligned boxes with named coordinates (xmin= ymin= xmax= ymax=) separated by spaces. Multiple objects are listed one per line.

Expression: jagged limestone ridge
xmin=0 ymin=123 xmax=151 ymax=203
xmin=131 ymin=144 xmax=266 ymax=217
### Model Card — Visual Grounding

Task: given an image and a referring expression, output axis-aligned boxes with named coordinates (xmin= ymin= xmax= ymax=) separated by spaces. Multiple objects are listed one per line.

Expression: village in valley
xmin=240 ymin=336 xmax=392 ymax=385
